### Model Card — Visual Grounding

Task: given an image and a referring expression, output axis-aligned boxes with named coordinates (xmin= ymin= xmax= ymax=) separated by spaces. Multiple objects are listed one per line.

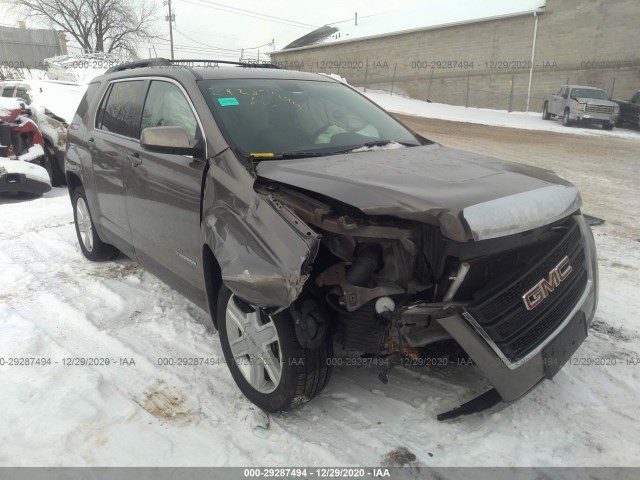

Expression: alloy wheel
xmin=225 ymin=296 xmax=282 ymax=394
xmin=76 ymin=197 xmax=94 ymax=252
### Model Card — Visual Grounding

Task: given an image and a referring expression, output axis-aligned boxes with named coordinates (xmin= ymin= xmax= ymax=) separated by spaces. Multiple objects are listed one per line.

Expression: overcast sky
xmin=1 ymin=0 xmax=543 ymax=60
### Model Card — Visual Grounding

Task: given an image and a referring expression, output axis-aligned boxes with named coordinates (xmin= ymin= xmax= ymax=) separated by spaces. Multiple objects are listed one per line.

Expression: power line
xmin=173 ymin=28 xmax=243 ymax=51
xmin=176 ymin=0 xmax=317 ymax=29
xmin=190 ymin=0 xmax=316 ymax=28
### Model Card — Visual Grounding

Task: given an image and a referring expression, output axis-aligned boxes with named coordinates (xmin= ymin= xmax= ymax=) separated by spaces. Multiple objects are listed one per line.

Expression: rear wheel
xmin=563 ymin=109 xmax=572 ymax=127
xmin=72 ymin=186 xmax=119 ymax=261
xmin=217 ymin=286 xmax=332 ymax=412
xmin=542 ymin=102 xmax=551 ymax=120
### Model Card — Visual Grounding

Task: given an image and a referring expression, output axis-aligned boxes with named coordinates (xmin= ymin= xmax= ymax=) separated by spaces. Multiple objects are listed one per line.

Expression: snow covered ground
xmin=1 ymin=187 xmax=640 ymax=467
xmin=363 ymin=89 xmax=640 ymax=140
xmin=2 ymin=98 xmax=640 ymax=466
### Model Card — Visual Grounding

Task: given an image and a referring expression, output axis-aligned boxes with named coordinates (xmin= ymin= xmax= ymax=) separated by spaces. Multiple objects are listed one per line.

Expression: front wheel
xmin=72 ymin=186 xmax=119 ymax=261
xmin=217 ymin=286 xmax=332 ymax=412
xmin=603 ymin=124 xmax=614 ymax=131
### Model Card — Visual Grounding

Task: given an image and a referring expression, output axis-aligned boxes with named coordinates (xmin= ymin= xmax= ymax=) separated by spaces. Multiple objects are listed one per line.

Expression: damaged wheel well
xmin=202 ymin=244 xmax=223 ymax=329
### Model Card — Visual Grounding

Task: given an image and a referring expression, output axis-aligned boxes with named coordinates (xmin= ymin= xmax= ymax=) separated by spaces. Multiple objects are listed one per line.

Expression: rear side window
xmin=98 ymin=80 xmax=146 ymax=138
xmin=72 ymin=82 xmax=100 ymax=126
xmin=1 ymin=86 xmax=15 ymax=97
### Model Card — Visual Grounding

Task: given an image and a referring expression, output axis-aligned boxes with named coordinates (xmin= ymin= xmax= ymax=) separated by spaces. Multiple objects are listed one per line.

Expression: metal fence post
xmin=610 ymin=78 xmax=616 ymax=98
xmin=465 ymin=70 xmax=470 ymax=107
xmin=508 ymin=74 xmax=515 ymax=112
xmin=390 ymin=63 xmax=397 ymax=96
xmin=364 ymin=58 xmax=369 ymax=92
xmin=427 ymin=69 xmax=434 ymax=100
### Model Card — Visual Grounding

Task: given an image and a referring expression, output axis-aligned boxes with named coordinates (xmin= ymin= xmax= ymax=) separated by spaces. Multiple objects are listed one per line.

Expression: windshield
xmin=571 ymin=88 xmax=609 ymax=100
xmin=198 ymin=78 xmax=421 ymax=157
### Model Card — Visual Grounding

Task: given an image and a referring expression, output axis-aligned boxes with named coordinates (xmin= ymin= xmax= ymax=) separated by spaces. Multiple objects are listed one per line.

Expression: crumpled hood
xmin=256 ymin=144 xmax=582 ymax=242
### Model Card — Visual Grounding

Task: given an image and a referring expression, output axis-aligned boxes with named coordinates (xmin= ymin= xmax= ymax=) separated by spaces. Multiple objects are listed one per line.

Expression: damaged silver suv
xmin=66 ymin=59 xmax=598 ymax=419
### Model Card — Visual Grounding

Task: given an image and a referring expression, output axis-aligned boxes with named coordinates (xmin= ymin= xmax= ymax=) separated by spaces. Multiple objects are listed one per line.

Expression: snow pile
xmin=363 ymin=89 xmax=640 ymax=139
xmin=0 ymin=97 xmax=21 ymax=118
xmin=17 ymin=143 xmax=45 ymax=163
xmin=319 ymin=73 xmax=349 ymax=84
xmin=25 ymin=81 xmax=87 ymax=124
xmin=350 ymin=141 xmax=406 ymax=152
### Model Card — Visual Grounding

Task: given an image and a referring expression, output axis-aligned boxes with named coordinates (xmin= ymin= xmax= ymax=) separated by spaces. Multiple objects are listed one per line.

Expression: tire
xmin=542 ymin=103 xmax=551 ymax=120
xmin=563 ymin=109 xmax=572 ymax=127
xmin=603 ymin=124 xmax=614 ymax=131
xmin=217 ymin=286 xmax=332 ymax=412
xmin=72 ymin=186 xmax=119 ymax=261
xmin=43 ymin=142 xmax=66 ymax=187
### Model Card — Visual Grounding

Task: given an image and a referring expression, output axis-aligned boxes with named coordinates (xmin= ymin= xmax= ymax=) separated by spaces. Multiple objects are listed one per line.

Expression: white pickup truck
xmin=542 ymin=84 xmax=619 ymax=130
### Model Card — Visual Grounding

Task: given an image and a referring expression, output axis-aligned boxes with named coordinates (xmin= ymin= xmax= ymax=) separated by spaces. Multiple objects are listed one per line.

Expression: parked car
xmin=0 ymin=80 xmax=87 ymax=186
xmin=0 ymin=97 xmax=51 ymax=196
xmin=542 ymin=84 xmax=619 ymax=130
xmin=614 ymin=90 xmax=640 ymax=129
xmin=66 ymin=59 xmax=598 ymax=419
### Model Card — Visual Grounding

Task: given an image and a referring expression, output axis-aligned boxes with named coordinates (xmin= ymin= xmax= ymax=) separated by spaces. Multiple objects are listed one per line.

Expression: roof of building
xmin=275 ymin=1 xmax=545 ymax=53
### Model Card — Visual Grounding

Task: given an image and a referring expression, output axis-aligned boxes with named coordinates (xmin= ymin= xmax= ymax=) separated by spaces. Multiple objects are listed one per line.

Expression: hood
xmin=574 ymin=97 xmax=617 ymax=107
xmin=256 ymin=144 xmax=582 ymax=242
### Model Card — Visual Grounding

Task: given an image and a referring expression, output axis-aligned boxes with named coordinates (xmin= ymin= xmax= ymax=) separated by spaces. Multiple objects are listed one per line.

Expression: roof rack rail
xmin=105 ymin=58 xmax=172 ymax=74
xmin=170 ymin=59 xmax=280 ymax=69
xmin=104 ymin=58 xmax=280 ymax=74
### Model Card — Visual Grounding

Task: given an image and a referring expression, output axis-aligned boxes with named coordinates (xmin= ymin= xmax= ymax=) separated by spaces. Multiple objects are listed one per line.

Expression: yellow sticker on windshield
xmin=250 ymin=153 xmax=275 ymax=158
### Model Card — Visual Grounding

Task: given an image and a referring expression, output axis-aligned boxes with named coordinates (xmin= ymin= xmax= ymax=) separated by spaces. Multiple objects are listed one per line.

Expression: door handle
xmin=127 ymin=152 xmax=142 ymax=167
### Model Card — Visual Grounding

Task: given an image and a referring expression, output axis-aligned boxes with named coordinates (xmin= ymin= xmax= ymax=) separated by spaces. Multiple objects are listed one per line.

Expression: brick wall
xmin=270 ymin=0 xmax=640 ymax=111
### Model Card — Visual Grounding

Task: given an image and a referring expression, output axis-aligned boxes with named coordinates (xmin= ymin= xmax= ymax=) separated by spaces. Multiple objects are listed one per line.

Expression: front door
xmin=124 ymin=79 xmax=206 ymax=302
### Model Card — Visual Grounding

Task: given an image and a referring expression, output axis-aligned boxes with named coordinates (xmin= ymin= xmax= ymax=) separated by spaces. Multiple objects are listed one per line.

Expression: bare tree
xmin=8 ymin=0 xmax=159 ymax=57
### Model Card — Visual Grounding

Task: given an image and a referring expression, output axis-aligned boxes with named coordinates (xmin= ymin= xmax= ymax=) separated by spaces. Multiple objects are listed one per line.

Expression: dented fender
xmin=201 ymin=149 xmax=320 ymax=308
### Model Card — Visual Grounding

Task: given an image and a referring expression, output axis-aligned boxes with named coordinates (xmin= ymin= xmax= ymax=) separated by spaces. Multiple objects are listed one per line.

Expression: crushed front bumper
xmin=436 ymin=214 xmax=598 ymax=406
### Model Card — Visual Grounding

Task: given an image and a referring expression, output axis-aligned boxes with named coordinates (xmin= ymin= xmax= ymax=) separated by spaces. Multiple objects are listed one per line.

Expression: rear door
xmin=124 ymin=79 xmax=206 ymax=300
xmin=91 ymin=79 xmax=147 ymax=248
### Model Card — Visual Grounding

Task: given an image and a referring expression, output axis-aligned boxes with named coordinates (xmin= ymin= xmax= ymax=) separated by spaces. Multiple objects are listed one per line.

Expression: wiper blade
xmin=249 ymin=151 xmax=333 ymax=160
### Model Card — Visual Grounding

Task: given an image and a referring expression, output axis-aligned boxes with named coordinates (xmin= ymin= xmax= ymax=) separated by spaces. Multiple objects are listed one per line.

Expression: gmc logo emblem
xmin=522 ymin=256 xmax=573 ymax=311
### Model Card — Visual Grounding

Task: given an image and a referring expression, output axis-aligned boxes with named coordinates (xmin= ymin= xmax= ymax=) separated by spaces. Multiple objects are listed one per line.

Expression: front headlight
xmin=613 ymin=105 xmax=620 ymax=113
xmin=572 ymin=102 xmax=585 ymax=111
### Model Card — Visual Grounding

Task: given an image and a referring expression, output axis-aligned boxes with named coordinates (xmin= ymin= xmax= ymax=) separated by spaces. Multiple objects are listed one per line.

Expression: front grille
xmin=585 ymin=104 xmax=614 ymax=114
xmin=465 ymin=220 xmax=588 ymax=362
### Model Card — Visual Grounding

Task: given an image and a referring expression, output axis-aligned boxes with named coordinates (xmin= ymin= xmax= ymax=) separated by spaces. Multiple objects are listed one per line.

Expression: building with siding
xmin=270 ymin=0 xmax=640 ymax=111
xmin=0 ymin=25 xmax=63 ymax=72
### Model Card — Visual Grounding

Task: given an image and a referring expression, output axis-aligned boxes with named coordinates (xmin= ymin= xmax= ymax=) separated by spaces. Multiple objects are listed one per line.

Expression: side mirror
xmin=141 ymin=126 xmax=195 ymax=155
xmin=562 ymin=94 xmax=568 ymax=99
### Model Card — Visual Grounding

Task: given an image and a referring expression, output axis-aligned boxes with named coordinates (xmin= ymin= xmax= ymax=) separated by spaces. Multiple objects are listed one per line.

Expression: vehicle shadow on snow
xmin=0 ymin=185 xmax=68 ymax=205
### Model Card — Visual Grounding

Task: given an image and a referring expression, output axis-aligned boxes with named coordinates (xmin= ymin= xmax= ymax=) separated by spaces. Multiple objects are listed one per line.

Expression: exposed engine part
xmin=262 ymin=185 xmax=417 ymax=255
xmin=375 ymin=296 xmax=396 ymax=315
xmin=443 ymin=262 xmax=471 ymax=301
xmin=334 ymin=300 xmax=390 ymax=354
xmin=346 ymin=243 xmax=381 ymax=286
xmin=290 ymin=296 xmax=329 ymax=350
xmin=317 ymin=262 xmax=405 ymax=311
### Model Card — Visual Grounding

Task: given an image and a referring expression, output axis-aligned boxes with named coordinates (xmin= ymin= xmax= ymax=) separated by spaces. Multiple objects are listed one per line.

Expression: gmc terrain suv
xmin=66 ymin=59 xmax=598 ymax=419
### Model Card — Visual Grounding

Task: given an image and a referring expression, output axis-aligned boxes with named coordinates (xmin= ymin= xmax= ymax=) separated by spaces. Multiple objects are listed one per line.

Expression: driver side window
xmin=140 ymin=81 xmax=199 ymax=143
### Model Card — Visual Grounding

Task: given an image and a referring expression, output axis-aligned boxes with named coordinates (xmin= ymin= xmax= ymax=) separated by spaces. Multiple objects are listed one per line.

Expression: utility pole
xmin=165 ymin=0 xmax=175 ymax=60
